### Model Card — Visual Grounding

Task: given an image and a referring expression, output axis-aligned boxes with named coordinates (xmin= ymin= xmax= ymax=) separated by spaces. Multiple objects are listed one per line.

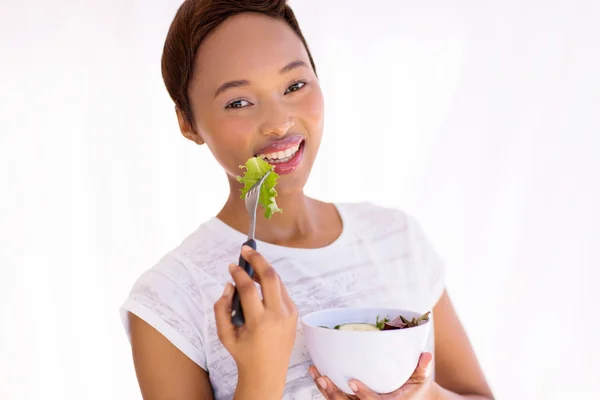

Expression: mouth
xmin=255 ymin=141 xmax=303 ymax=164
xmin=254 ymin=135 xmax=305 ymax=163
xmin=253 ymin=135 xmax=306 ymax=175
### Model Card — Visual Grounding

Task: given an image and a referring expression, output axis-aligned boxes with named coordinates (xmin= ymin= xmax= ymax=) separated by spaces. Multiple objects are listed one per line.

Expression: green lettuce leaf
xmin=237 ymin=157 xmax=282 ymax=219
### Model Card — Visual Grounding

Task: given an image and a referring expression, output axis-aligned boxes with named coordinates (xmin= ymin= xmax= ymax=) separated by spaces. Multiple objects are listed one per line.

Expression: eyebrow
xmin=214 ymin=60 xmax=308 ymax=97
xmin=214 ymin=80 xmax=250 ymax=97
xmin=279 ymin=60 xmax=308 ymax=74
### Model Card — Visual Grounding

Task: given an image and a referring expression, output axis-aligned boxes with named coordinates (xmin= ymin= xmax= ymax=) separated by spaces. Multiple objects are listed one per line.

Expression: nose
xmin=258 ymin=103 xmax=295 ymax=137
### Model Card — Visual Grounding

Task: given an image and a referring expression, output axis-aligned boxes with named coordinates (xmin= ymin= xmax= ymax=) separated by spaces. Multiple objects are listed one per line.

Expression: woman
xmin=120 ymin=1 xmax=494 ymax=399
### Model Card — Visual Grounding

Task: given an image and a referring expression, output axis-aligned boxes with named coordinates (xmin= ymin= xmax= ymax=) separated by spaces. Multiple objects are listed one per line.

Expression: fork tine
xmin=244 ymin=170 xmax=271 ymax=198
xmin=246 ymin=185 xmax=258 ymax=198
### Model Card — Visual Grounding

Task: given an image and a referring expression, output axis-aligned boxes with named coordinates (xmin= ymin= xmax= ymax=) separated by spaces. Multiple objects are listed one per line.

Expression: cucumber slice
xmin=337 ymin=323 xmax=380 ymax=331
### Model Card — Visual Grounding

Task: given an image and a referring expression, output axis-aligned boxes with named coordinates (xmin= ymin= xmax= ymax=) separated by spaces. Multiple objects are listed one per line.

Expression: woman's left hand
xmin=309 ymin=353 xmax=437 ymax=400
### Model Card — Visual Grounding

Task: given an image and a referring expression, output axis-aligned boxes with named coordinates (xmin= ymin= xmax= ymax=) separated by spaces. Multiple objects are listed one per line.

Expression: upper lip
xmin=254 ymin=135 xmax=305 ymax=156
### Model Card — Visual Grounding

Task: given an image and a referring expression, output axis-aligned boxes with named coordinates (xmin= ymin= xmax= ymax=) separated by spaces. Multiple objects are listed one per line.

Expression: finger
xmin=312 ymin=371 xmax=355 ymax=400
xmin=241 ymin=246 xmax=297 ymax=313
xmin=246 ymin=258 xmax=288 ymax=300
xmin=213 ymin=283 xmax=236 ymax=346
xmin=350 ymin=354 xmax=434 ymax=399
xmin=347 ymin=380 xmax=381 ymax=400
xmin=229 ymin=262 xmax=264 ymax=318
xmin=278 ymin=273 xmax=296 ymax=311
xmin=323 ymin=376 xmax=357 ymax=400
xmin=309 ymin=366 xmax=331 ymax=400
xmin=248 ymin=259 xmax=297 ymax=318
xmin=251 ymin=266 xmax=296 ymax=313
xmin=404 ymin=352 xmax=433 ymax=385
xmin=240 ymin=246 xmax=283 ymax=308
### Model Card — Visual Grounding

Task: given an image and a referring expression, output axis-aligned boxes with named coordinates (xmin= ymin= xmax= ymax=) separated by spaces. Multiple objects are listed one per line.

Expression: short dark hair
xmin=161 ymin=0 xmax=317 ymax=126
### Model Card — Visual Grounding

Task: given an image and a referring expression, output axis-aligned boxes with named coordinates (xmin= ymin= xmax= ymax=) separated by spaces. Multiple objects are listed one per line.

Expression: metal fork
xmin=230 ymin=170 xmax=272 ymax=327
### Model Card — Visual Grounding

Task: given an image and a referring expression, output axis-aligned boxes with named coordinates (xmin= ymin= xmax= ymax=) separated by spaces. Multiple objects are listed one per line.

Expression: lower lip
xmin=270 ymin=140 xmax=305 ymax=175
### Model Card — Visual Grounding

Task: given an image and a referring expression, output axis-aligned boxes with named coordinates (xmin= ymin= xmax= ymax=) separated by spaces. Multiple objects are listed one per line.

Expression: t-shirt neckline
xmin=205 ymin=203 xmax=352 ymax=258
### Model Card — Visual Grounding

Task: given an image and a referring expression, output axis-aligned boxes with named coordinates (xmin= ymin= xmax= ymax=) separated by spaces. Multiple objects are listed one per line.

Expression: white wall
xmin=1 ymin=0 xmax=599 ymax=399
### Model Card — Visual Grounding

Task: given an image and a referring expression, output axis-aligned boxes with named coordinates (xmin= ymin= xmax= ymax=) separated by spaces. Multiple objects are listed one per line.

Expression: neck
xmin=217 ymin=177 xmax=321 ymax=247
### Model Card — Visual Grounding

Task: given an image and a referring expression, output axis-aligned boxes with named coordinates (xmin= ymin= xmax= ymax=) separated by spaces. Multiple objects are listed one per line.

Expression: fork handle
xmin=231 ymin=238 xmax=257 ymax=327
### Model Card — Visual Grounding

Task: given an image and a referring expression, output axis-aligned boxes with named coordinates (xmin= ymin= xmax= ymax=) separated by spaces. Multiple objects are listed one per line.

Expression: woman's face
xmin=180 ymin=12 xmax=324 ymax=195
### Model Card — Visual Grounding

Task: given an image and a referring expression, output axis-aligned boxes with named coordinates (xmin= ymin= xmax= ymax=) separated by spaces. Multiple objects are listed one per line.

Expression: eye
xmin=225 ymin=99 xmax=252 ymax=109
xmin=285 ymin=81 xmax=306 ymax=94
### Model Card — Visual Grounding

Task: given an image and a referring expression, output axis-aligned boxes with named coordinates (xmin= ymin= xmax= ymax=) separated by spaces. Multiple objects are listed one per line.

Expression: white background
xmin=1 ymin=0 xmax=599 ymax=399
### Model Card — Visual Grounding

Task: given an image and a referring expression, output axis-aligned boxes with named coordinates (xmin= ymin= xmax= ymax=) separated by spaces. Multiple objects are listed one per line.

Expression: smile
xmin=253 ymin=136 xmax=306 ymax=175
xmin=257 ymin=142 xmax=301 ymax=164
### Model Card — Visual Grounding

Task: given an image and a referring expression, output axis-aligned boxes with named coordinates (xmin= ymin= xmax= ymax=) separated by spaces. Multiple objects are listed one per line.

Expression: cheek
xmin=298 ymin=87 xmax=325 ymax=131
xmin=207 ymin=114 xmax=255 ymax=151
xmin=200 ymin=113 xmax=256 ymax=174
xmin=220 ymin=115 xmax=255 ymax=139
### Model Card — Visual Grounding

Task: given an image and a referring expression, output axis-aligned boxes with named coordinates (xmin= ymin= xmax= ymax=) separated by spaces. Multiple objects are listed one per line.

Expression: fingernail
xmin=317 ymin=377 xmax=327 ymax=390
xmin=228 ymin=263 xmax=237 ymax=272
xmin=222 ymin=283 xmax=232 ymax=296
xmin=309 ymin=368 xmax=316 ymax=380
xmin=349 ymin=381 xmax=358 ymax=392
xmin=242 ymin=245 xmax=252 ymax=252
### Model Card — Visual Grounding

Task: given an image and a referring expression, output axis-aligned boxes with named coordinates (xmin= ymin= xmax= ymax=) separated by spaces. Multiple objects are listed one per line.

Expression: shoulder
xmin=174 ymin=217 xmax=240 ymax=265
xmin=335 ymin=201 xmax=412 ymax=233
xmin=140 ymin=218 xmax=240 ymax=285
xmin=337 ymin=201 xmax=445 ymax=290
xmin=337 ymin=202 xmax=438 ymax=253
xmin=123 ymin=218 xmax=238 ymax=321
xmin=120 ymin=250 xmax=208 ymax=365
xmin=126 ymin=253 xmax=200 ymax=305
xmin=119 ymin=220 xmax=232 ymax=369
xmin=337 ymin=202 xmax=441 ymax=260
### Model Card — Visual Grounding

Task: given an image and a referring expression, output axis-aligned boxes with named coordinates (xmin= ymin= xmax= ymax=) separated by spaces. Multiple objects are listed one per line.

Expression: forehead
xmin=193 ymin=13 xmax=310 ymax=88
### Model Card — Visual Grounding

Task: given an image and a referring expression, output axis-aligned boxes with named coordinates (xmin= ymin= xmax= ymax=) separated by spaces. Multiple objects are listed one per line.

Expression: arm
xmin=129 ymin=313 xmax=214 ymax=400
xmin=128 ymin=247 xmax=295 ymax=400
xmin=129 ymin=302 xmax=286 ymax=400
xmin=432 ymin=290 xmax=495 ymax=400
xmin=309 ymin=290 xmax=495 ymax=400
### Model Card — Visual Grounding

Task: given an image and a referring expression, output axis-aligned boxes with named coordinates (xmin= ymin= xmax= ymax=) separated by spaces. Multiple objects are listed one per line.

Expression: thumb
xmin=405 ymin=353 xmax=434 ymax=384
xmin=214 ymin=283 xmax=237 ymax=347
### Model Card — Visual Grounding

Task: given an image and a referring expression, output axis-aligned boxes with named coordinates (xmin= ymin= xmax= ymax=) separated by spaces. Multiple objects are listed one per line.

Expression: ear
xmin=176 ymin=107 xmax=204 ymax=145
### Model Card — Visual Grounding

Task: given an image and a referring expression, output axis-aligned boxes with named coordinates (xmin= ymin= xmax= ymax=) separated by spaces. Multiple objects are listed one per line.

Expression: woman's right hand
xmin=214 ymin=245 xmax=298 ymax=399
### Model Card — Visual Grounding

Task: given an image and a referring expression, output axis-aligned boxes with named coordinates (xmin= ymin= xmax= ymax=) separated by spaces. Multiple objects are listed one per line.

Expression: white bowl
xmin=301 ymin=307 xmax=431 ymax=395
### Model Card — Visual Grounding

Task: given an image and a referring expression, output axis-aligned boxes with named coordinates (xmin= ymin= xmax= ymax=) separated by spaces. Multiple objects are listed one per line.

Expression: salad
xmin=321 ymin=311 xmax=431 ymax=332
xmin=237 ymin=157 xmax=282 ymax=219
xmin=238 ymin=158 xmax=432 ymax=332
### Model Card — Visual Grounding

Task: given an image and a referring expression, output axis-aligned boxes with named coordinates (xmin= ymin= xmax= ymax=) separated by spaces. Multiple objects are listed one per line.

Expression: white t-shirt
xmin=120 ymin=202 xmax=445 ymax=400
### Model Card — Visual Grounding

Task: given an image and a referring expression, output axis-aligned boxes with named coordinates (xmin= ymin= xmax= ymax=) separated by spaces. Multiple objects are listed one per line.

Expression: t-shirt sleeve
xmin=406 ymin=214 xmax=447 ymax=307
xmin=119 ymin=254 xmax=207 ymax=371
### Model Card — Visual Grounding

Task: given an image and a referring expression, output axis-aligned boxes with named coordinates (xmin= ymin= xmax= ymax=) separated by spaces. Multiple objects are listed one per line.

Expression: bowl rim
xmin=300 ymin=307 xmax=432 ymax=333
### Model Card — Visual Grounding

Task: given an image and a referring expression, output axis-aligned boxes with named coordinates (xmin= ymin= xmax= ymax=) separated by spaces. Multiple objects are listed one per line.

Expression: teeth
xmin=257 ymin=143 xmax=301 ymax=162
xmin=271 ymin=155 xmax=293 ymax=164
